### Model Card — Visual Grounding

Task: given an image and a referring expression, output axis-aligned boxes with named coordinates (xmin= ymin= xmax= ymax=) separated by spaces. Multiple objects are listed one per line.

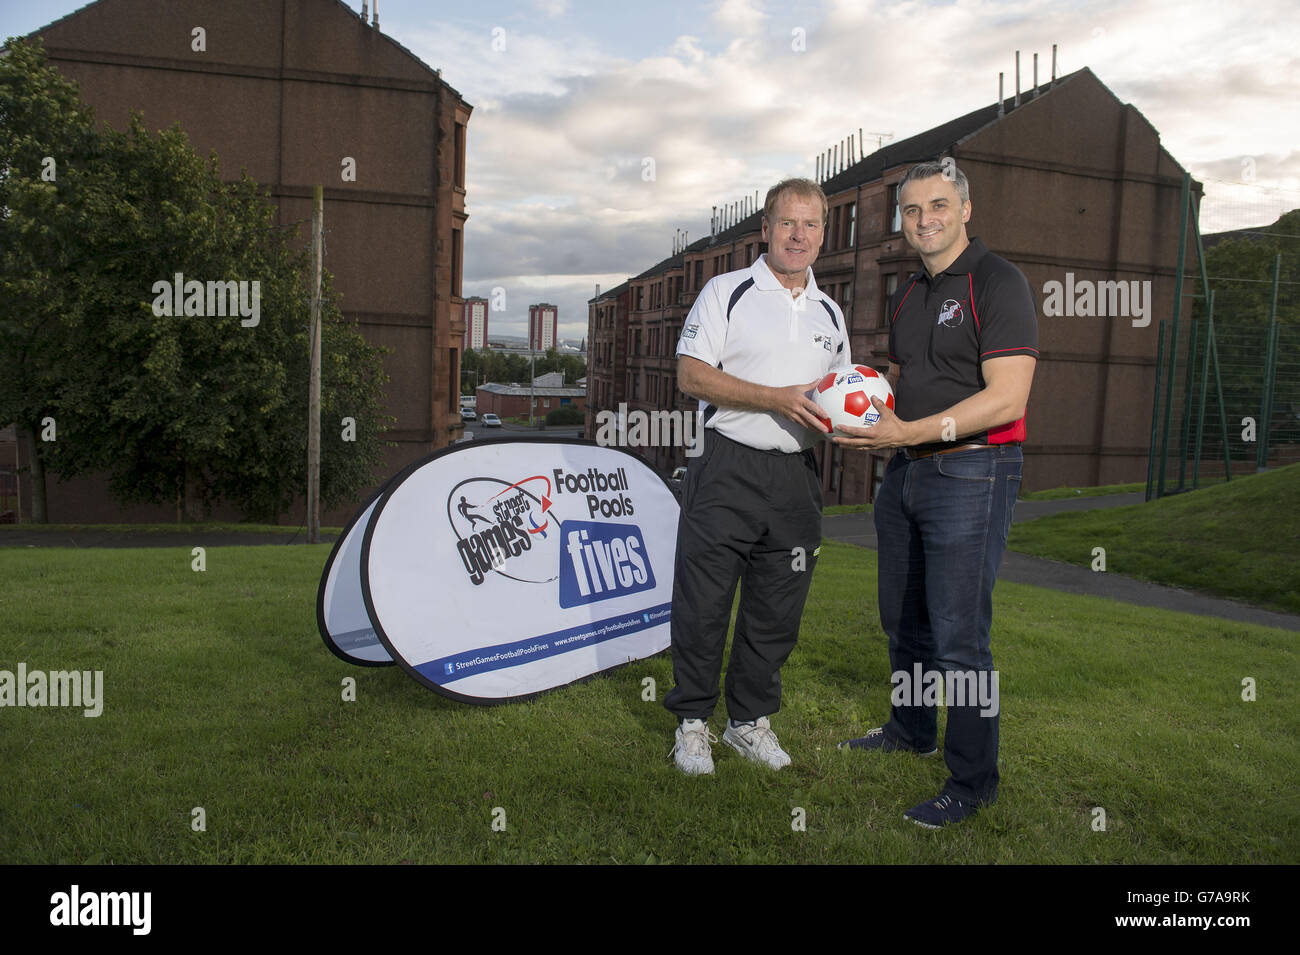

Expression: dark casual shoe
xmin=903 ymin=792 xmax=980 ymax=829
xmin=838 ymin=726 xmax=937 ymax=756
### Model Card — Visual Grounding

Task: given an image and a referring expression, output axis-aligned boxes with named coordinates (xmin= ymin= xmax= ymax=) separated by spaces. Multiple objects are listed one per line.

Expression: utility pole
xmin=528 ymin=347 xmax=536 ymax=427
xmin=307 ymin=184 xmax=323 ymax=544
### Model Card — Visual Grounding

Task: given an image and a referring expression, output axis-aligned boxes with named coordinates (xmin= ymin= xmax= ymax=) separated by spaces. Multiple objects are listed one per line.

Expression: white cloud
xmin=403 ymin=0 xmax=1300 ymax=323
xmin=535 ymin=0 xmax=570 ymax=18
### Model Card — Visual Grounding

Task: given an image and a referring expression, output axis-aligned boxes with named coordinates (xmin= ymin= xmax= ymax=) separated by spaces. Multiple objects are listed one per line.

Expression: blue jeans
xmin=873 ymin=445 xmax=1022 ymax=804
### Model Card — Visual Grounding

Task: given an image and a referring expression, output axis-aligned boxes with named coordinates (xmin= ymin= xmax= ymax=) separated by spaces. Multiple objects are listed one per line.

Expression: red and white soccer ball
xmin=811 ymin=364 xmax=895 ymax=433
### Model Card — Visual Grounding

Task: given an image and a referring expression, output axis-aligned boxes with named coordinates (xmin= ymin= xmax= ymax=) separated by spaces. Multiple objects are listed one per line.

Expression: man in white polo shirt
xmin=665 ymin=177 xmax=848 ymax=774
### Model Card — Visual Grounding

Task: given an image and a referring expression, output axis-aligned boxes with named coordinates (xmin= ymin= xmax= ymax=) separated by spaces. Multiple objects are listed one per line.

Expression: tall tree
xmin=0 ymin=36 xmax=101 ymax=520
xmin=0 ymin=39 xmax=391 ymax=522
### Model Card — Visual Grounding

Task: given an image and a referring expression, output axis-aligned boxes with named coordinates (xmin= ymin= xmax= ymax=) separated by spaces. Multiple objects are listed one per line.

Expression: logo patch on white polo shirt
xmin=681 ymin=324 xmax=699 ymax=340
xmin=812 ymin=333 xmax=832 ymax=351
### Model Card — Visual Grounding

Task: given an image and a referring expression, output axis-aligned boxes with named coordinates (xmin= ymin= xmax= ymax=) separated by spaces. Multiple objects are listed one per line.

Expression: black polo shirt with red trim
xmin=886 ymin=236 xmax=1039 ymax=444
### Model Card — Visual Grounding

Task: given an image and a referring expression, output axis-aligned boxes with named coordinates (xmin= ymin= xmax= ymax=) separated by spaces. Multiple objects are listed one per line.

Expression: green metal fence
xmin=1147 ymin=174 xmax=1300 ymax=499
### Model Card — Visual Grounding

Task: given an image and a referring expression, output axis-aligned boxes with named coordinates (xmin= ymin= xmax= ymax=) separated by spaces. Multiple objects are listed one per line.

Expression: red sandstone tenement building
xmin=587 ymin=68 xmax=1197 ymax=497
xmin=8 ymin=0 xmax=471 ymax=523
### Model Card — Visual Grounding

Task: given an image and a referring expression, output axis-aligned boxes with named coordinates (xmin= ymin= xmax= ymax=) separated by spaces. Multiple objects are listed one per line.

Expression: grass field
xmin=1017 ymin=482 xmax=1145 ymax=501
xmin=1008 ymin=464 xmax=1300 ymax=614
xmin=1 ymin=538 xmax=1295 ymax=864
xmin=0 ymin=521 xmax=345 ymax=537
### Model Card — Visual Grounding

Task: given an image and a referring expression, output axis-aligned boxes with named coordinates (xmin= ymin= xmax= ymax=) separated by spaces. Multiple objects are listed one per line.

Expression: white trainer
xmin=671 ymin=718 xmax=717 ymax=775
xmin=721 ymin=716 xmax=791 ymax=770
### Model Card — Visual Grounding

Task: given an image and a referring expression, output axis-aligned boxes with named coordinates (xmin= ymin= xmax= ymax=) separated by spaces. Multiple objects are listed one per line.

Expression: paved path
xmin=823 ymin=493 xmax=1300 ymax=632
xmin=0 ymin=529 xmax=338 ymax=549
xmin=6 ymin=491 xmax=1296 ymax=632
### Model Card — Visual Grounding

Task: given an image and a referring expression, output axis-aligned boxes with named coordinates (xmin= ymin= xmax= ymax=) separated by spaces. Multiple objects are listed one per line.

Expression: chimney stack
xmin=1014 ymin=51 xmax=1021 ymax=107
xmin=1033 ymin=52 xmax=1039 ymax=97
xmin=1052 ymin=43 xmax=1058 ymax=85
xmin=998 ymin=72 xmax=1004 ymax=116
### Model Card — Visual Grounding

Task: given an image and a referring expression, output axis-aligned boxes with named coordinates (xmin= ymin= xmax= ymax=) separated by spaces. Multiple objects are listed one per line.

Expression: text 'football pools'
xmin=551 ymin=466 xmax=635 ymax=518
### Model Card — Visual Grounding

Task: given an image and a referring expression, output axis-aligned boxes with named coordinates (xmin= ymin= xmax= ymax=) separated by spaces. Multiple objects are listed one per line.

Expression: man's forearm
xmin=679 ymin=360 xmax=776 ymax=414
xmin=903 ymin=387 xmax=1026 ymax=445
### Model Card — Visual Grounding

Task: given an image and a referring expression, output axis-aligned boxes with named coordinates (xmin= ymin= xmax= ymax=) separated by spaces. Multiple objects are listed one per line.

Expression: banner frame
xmin=316 ymin=477 xmax=396 ymax=667
xmin=359 ymin=436 xmax=679 ymax=706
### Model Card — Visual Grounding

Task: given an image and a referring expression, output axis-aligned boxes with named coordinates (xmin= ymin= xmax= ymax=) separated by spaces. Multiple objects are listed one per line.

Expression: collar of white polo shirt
xmin=751 ymin=253 xmax=827 ymax=302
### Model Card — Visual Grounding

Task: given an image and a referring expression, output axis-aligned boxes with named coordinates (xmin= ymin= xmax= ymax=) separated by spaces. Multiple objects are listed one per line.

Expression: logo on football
xmin=811 ymin=364 xmax=895 ymax=433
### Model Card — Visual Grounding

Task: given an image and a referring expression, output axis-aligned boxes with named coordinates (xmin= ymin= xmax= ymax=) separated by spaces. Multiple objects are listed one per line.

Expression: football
xmin=811 ymin=364 xmax=895 ymax=433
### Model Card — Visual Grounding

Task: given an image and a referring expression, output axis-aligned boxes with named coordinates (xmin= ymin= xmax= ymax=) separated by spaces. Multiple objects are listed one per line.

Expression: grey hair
xmin=898 ymin=159 xmax=969 ymax=204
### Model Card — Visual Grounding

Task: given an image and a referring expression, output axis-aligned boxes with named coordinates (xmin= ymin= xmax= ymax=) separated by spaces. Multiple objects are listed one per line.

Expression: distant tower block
xmin=463 ymin=296 xmax=489 ymax=350
xmin=528 ymin=303 xmax=558 ymax=351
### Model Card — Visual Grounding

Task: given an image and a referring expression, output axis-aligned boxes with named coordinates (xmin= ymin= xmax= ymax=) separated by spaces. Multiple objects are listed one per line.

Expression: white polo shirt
xmin=677 ymin=253 xmax=850 ymax=453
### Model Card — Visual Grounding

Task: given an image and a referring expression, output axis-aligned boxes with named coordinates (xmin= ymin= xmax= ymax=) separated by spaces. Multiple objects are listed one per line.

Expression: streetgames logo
xmin=447 ymin=475 xmax=560 ymax=586
xmin=937 ymin=299 xmax=964 ymax=327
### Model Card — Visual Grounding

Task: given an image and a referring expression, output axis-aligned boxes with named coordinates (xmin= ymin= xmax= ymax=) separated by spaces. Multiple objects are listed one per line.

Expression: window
xmin=632 ymin=375 xmax=640 ymax=399
xmin=451 ymin=228 xmax=463 ymax=298
xmin=883 ymin=273 xmax=898 ymax=324
xmin=695 ymin=261 xmax=703 ymax=288
xmin=872 ymin=455 xmax=886 ymax=501
xmin=847 ymin=202 xmax=856 ymax=248
xmin=543 ymin=399 xmax=551 ymax=408
xmin=454 ymin=122 xmax=467 ymax=189
xmin=449 ymin=347 xmax=459 ymax=412
xmin=890 ymin=184 xmax=902 ymax=234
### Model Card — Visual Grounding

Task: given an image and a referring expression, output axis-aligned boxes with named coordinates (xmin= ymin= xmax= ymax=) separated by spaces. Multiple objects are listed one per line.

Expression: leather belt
xmin=903 ymin=442 xmax=997 ymax=460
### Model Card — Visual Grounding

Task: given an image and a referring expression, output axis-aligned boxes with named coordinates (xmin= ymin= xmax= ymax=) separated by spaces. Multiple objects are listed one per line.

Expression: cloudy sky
xmin=4 ymin=0 xmax=1297 ymax=341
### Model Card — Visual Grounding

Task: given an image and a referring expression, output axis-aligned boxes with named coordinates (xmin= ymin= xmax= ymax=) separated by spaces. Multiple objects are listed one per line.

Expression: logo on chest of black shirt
xmin=937 ymin=299 xmax=965 ymax=328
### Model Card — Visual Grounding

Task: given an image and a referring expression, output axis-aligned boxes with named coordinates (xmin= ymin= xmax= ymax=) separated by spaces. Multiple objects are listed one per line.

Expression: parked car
xmin=481 ymin=413 xmax=502 ymax=427
xmin=461 ymin=408 xmax=477 ymax=421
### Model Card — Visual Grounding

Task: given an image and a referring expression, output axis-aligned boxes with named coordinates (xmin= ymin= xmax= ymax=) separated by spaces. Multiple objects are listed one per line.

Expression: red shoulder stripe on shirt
xmin=980 ymin=346 xmax=1039 ymax=358
xmin=968 ymin=274 xmax=980 ymax=332
xmin=890 ymin=279 xmax=919 ymax=325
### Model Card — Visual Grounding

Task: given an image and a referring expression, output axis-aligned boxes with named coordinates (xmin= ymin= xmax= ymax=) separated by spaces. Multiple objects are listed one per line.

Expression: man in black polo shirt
xmin=831 ymin=160 xmax=1038 ymax=828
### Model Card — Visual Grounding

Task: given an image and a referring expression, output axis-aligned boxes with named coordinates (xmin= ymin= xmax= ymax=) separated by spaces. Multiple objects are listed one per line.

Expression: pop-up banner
xmin=317 ymin=479 xmax=395 ymax=666
xmin=317 ymin=438 xmax=679 ymax=704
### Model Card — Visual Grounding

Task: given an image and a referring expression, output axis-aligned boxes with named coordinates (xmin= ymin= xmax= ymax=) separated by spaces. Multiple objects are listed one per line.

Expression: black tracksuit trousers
xmin=663 ymin=428 xmax=823 ymax=722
